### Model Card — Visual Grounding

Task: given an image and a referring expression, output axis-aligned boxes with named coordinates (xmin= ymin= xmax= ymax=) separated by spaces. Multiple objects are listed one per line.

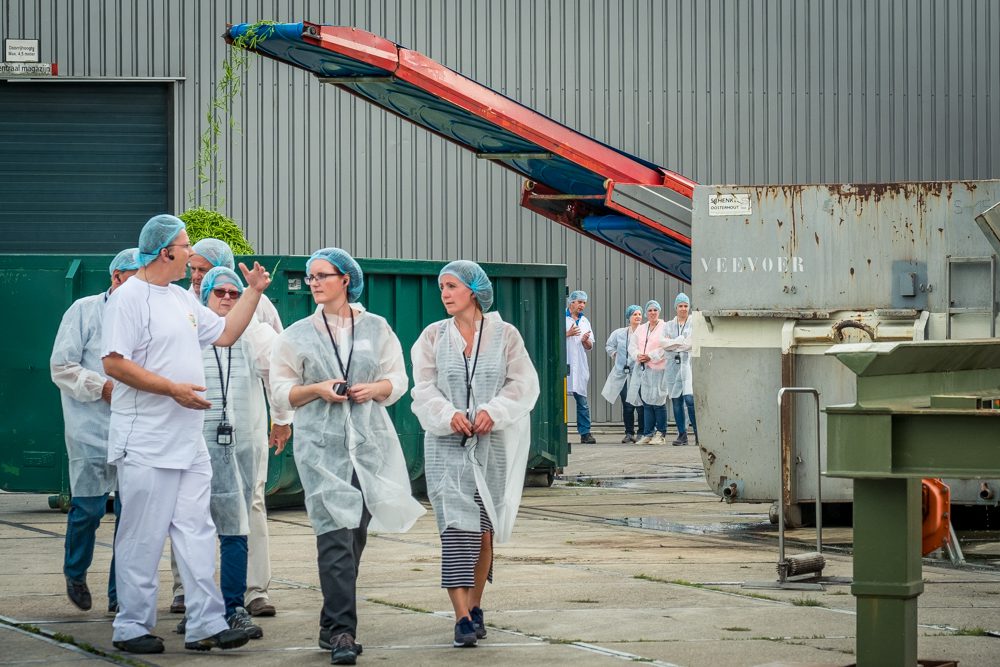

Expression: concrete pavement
xmin=2 ymin=430 xmax=999 ymax=666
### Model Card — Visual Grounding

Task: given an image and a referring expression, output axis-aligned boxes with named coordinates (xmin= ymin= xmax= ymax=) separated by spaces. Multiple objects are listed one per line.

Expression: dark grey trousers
xmin=316 ymin=480 xmax=371 ymax=638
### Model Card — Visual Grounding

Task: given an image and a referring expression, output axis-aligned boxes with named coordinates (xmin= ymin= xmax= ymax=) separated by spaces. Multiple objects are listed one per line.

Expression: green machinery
xmin=825 ymin=340 xmax=1000 ymax=666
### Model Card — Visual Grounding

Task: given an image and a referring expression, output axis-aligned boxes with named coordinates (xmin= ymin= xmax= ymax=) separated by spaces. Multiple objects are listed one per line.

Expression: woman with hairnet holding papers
xmin=601 ymin=305 xmax=644 ymax=443
xmin=269 ymin=247 xmax=424 ymax=666
xmin=172 ymin=267 xmax=292 ymax=641
xmin=410 ymin=260 xmax=540 ymax=648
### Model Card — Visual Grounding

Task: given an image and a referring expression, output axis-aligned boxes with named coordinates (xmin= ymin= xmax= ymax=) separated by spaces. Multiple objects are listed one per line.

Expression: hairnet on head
xmin=625 ymin=304 xmax=642 ymax=322
xmin=568 ymin=290 xmax=588 ymax=303
xmin=306 ymin=247 xmax=364 ymax=301
xmin=645 ymin=299 xmax=661 ymax=313
xmin=675 ymin=292 xmax=690 ymax=307
xmin=108 ymin=248 xmax=141 ymax=275
xmin=192 ymin=238 xmax=235 ymax=270
xmin=439 ymin=260 xmax=494 ymax=312
xmin=200 ymin=266 xmax=245 ymax=305
xmin=137 ymin=214 xmax=185 ymax=267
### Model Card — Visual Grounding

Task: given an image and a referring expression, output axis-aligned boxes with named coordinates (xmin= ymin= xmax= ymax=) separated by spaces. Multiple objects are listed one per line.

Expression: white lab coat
xmin=662 ymin=317 xmax=694 ymax=398
xmin=600 ymin=325 xmax=639 ymax=404
xmin=202 ymin=320 xmax=292 ymax=535
xmin=411 ymin=312 xmax=540 ymax=543
xmin=565 ymin=312 xmax=593 ymax=395
xmin=50 ymin=291 xmax=116 ymax=497
xmin=269 ymin=306 xmax=425 ymax=535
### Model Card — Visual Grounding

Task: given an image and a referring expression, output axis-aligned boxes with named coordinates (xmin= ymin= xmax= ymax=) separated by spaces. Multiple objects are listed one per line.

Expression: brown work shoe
xmin=246 ymin=597 xmax=276 ymax=617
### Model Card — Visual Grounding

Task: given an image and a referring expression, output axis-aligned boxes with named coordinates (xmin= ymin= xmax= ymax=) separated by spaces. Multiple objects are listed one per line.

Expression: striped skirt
xmin=440 ymin=495 xmax=495 ymax=588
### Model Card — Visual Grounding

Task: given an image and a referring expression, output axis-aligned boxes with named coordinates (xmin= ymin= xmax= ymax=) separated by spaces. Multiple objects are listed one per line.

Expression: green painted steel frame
xmin=825 ymin=340 xmax=1000 ymax=666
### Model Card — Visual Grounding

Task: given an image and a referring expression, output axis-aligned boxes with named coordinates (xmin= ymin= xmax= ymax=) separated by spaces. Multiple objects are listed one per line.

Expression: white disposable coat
xmin=269 ymin=306 xmax=425 ymax=535
xmin=50 ymin=291 xmax=116 ymax=497
xmin=601 ymin=326 xmax=639 ymax=404
xmin=565 ymin=313 xmax=593 ymax=395
xmin=410 ymin=312 xmax=539 ymax=543
xmin=662 ymin=317 xmax=694 ymax=398
xmin=626 ymin=320 xmax=669 ymax=406
xmin=202 ymin=320 xmax=292 ymax=535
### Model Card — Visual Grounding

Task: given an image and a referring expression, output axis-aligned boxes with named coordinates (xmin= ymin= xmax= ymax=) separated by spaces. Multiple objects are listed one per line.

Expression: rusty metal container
xmin=690 ymin=181 xmax=1000 ymax=521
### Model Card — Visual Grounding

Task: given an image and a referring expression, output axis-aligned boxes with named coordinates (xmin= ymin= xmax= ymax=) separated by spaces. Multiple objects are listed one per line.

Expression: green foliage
xmin=190 ymin=20 xmax=276 ymax=208
xmin=179 ymin=207 xmax=255 ymax=254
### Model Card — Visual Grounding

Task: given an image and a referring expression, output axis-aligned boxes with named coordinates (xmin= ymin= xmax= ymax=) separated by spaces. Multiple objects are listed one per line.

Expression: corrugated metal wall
xmin=4 ymin=0 xmax=999 ymax=423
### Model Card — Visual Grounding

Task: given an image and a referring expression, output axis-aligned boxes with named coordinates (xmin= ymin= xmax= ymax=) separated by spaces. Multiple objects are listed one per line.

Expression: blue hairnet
xmin=200 ymin=266 xmax=245 ymax=305
xmin=625 ymin=304 xmax=641 ymax=322
xmin=108 ymin=248 xmax=140 ymax=274
xmin=645 ymin=299 xmax=661 ymax=313
xmin=137 ymin=214 xmax=185 ymax=267
xmin=568 ymin=290 xmax=588 ymax=303
xmin=192 ymin=238 xmax=235 ymax=269
xmin=675 ymin=292 xmax=690 ymax=307
xmin=439 ymin=260 xmax=494 ymax=312
xmin=306 ymin=247 xmax=364 ymax=301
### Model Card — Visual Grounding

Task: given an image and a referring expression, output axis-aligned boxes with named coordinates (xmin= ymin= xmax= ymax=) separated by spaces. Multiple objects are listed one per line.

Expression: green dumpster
xmin=0 ymin=254 xmax=568 ymax=506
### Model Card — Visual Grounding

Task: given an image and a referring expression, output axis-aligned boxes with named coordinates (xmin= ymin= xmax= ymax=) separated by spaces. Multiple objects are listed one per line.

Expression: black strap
xmin=322 ymin=307 xmax=355 ymax=383
xmin=463 ymin=316 xmax=486 ymax=412
xmin=212 ymin=347 xmax=232 ymax=413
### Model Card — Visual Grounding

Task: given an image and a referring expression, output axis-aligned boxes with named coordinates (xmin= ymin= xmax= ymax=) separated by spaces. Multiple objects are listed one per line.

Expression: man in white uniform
xmin=51 ymin=248 xmax=139 ymax=614
xmin=101 ymin=214 xmax=271 ymax=654
xmin=173 ymin=237 xmax=288 ymax=619
xmin=565 ymin=290 xmax=596 ymax=444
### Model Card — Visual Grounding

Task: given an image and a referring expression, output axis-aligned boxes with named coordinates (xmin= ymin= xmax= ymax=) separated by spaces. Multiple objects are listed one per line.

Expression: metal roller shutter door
xmin=0 ymin=82 xmax=171 ymax=253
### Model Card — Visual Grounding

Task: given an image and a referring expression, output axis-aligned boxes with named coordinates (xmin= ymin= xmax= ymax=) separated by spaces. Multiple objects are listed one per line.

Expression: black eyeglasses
xmin=211 ymin=288 xmax=241 ymax=300
xmin=304 ymin=272 xmax=342 ymax=285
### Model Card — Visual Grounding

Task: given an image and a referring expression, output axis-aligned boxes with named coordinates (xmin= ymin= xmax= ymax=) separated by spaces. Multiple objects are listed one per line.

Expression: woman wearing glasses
xmin=182 ymin=267 xmax=292 ymax=640
xmin=269 ymin=248 xmax=424 ymax=666
xmin=410 ymin=261 xmax=539 ymax=648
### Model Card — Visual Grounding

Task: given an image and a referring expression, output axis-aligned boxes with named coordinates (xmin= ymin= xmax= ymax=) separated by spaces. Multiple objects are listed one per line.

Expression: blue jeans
xmin=642 ymin=402 xmax=667 ymax=436
xmin=64 ymin=494 xmax=121 ymax=604
xmin=219 ymin=534 xmax=249 ymax=616
xmin=672 ymin=394 xmax=697 ymax=436
xmin=619 ymin=386 xmax=642 ymax=436
xmin=571 ymin=392 xmax=591 ymax=435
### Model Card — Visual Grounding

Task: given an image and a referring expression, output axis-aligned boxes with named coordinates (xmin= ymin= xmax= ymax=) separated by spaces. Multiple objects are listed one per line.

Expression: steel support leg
xmin=851 ymin=477 xmax=923 ymax=667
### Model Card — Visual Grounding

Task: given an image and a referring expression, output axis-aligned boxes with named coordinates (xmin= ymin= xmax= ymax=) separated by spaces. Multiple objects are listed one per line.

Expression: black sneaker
xmin=671 ymin=432 xmax=689 ymax=446
xmin=580 ymin=433 xmax=597 ymax=444
xmin=227 ymin=606 xmax=263 ymax=639
xmin=170 ymin=594 xmax=186 ymax=614
xmin=330 ymin=632 xmax=360 ymax=665
xmin=453 ymin=616 xmax=477 ymax=647
xmin=113 ymin=634 xmax=164 ymax=654
xmin=184 ymin=627 xmax=250 ymax=651
xmin=175 ymin=616 xmax=186 ymax=635
xmin=620 ymin=435 xmax=632 ymax=443
xmin=319 ymin=627 xmax=363 ymax=654
xmin=65 ymin=577 xmax=92 ymax=611
xmin=470 ymin=606 xmax=487 ymax=639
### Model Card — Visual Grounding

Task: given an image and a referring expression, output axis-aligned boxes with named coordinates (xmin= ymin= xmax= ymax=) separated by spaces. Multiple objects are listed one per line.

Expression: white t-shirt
xmin=102 ymin=278 xmax=226 ymax=468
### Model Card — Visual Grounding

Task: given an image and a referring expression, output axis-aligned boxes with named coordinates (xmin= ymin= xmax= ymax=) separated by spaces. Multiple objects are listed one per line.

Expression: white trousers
xmin=245 ymin=441 xmax=272 ymax=603
xmin=113 ymin=458 xmax=228 ymax=643
xmin=170 ymin=442 xmax=271 ymax=601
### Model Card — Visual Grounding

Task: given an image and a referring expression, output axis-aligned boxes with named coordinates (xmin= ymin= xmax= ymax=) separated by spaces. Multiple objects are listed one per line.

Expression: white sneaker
xmin=649 ymin=433 xmax=666 ymax=445
xmin=636 ymin=435 xmax=653 ymax=445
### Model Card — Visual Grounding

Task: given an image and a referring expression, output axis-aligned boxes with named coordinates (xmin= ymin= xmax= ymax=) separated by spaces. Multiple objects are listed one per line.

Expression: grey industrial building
xmin=1 ymin=0 xmax=998 ymax=423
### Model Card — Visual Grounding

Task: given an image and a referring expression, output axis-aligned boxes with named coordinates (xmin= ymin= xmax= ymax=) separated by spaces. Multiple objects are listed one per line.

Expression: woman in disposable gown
xmin=184 ymin=267 xmax=292 ymax=640
xmin=601 ymin=305 xmax=643 ymax=443
xmin=269 ymin=248 xmax=425 ymax=666
xmin=410 ymin=260 xmax=540 ymax=648
xmin=627 ymin=300 xmax=670 ymax=445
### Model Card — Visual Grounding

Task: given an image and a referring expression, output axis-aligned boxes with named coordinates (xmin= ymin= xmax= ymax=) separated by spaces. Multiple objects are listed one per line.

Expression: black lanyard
xmin=322 ymin=308 xmax=355 ymax=383
xmin=212 ymin=347 xmax=232 ymax=413
xmin=463 ymin=317 xmax=486 ymax=411
xmin=642 ymin=321 xmax=657 ymax=355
